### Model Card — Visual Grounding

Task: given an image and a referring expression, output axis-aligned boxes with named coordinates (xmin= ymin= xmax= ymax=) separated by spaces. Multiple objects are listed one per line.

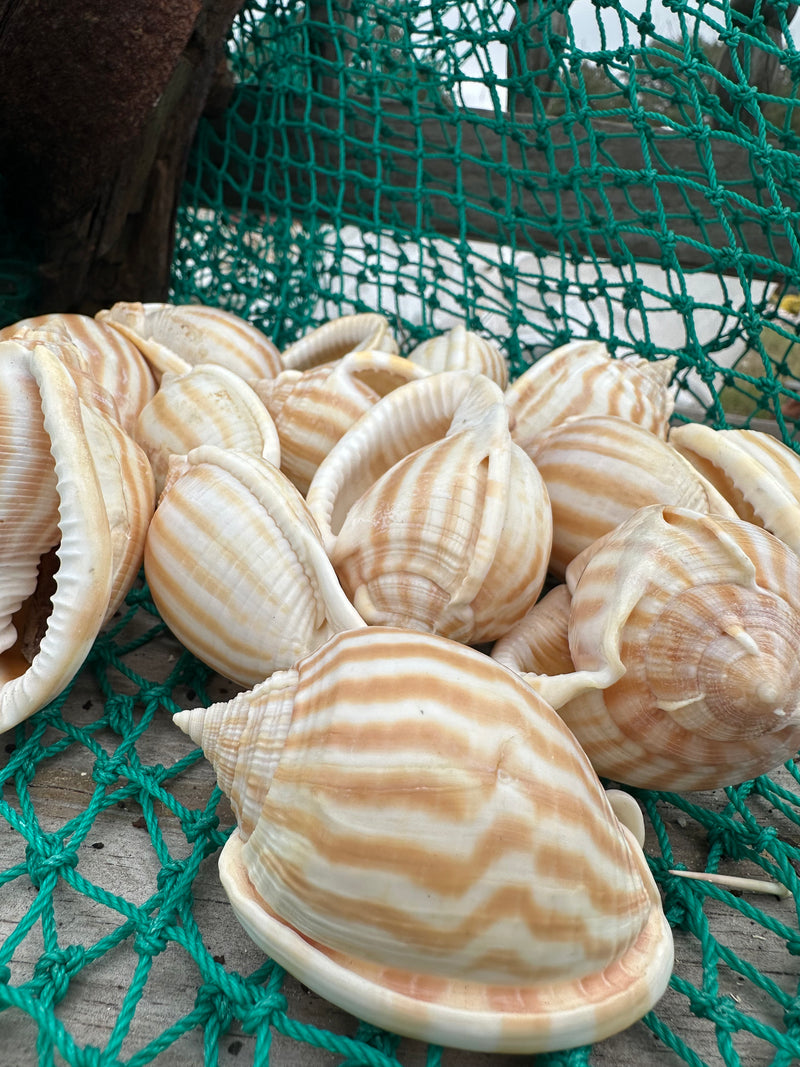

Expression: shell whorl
xmin=524 ymin=505 xmax=800 ymax=791
xmin=177 ymin=626 xmax=667 ymax=989
xmin=175 ymin=668 xmax=299 ymax=837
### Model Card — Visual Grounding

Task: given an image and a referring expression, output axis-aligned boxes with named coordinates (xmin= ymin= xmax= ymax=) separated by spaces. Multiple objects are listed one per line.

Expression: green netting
xmin=3 ymin=0 xmax=800 ymax=1064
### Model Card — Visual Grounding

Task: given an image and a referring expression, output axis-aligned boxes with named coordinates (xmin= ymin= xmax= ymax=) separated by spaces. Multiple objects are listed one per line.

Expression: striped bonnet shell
xmin=174 ymin=626 xmax=673 ymax=1053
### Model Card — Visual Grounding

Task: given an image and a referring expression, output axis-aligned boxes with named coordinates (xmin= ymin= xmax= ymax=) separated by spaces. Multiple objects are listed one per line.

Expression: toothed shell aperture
xmin=143 ymin=446 xmax=364 ymax=685
xmin=174 ymin=626 xmax=673 ymax=1054
xmin=0 ymin=341 xmax=155 ymax=732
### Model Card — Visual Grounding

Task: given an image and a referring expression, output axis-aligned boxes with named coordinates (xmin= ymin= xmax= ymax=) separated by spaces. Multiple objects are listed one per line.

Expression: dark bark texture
xmin=0 ymin=0 xmax=244 ymax=314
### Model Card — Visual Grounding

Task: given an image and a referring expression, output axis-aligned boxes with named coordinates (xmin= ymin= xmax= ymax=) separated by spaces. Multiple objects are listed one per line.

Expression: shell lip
xmin=219 ymin=830 xmax=674 ymax=1055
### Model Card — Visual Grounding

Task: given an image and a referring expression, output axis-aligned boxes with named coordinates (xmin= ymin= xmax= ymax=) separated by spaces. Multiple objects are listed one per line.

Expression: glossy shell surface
xmin=175 ymin=626 xmax=673 ymax=1053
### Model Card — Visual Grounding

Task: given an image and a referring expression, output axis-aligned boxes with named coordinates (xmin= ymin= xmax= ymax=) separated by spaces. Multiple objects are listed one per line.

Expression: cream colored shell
xmin=97 ymin=301 xmax=283 ymax=381
xmin=505 ymin=342 xmax=677 ymax=455
xmin=529 ymin=415 xmax=738 ymax=577
xmin=670 ymin=423 xmax=800 ymax=556
xmin=504 ymin=505 xmax=800 ymax=791
xmin=144 ymin=446 xmax=365 ymax=685
xmin=0 ymin=341 xmax=155 ymax=733
xmin=407 ymin=324 xmax=508 ymax=389
xmin=307 ymin=371 xmax=552 ymax=643
xmin=252 ymin=349 xmax=428 ymax=495
xmin=134 ymin=362 xmax=281 ymax=496
xmin=279 ymin=313 xmax=398 ymax=371
xmin=174 ymin=626 xmax=673 ymax=1054
xmin=0 ymin=313 xmax=156 ymax=435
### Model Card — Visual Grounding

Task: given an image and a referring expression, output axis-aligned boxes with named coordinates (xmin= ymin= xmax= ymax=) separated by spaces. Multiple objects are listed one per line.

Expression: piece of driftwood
xmin=0 ymin=0 xmax=244 ymax=315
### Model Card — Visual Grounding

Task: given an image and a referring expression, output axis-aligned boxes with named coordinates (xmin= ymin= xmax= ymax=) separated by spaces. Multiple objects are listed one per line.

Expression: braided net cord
xmin=2 ymin=0 xmax=800 ymax=1064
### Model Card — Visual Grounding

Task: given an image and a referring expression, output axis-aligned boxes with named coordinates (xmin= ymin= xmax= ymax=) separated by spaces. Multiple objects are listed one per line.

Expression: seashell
xmin=280 ymin=313 xmax=398 ymax=371
xmin=0 ymin=313 xmax=156 ymax=435
xmin=505 ymin=342 xmax=677 ymax=456
xmin=307 ymin=371 xmax=552 ymax=643
xmin=96 ymin=301 xmax=282 ymax=381
xmin=144 ymin=446 xmax=365 ymax=686
xmin=528 ymin=414 xmax=738 ymax=577
xmin=0 ymin=341 xmax=155 ymax=732
xmin=492 ymin=584 xmax=575 ymax=677
xmin=174 ymin=626 xmax=673 ymax=1054
xmin=134 ymin=363 xmax=281 ymax=497
xmin=669 ymin=423 xmax=800 ymax=556
xmin=252 ymin=349 xmax=429 ymax=495
xmin=506 ymin=505 xmax=800 ymax=792
xmin=407 ymin=324 xmax=508 ymax=389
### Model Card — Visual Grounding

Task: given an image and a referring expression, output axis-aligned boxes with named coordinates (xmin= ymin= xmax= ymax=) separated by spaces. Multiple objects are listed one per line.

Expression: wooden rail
xmin=203 ymin=86 xmax=799 ymax=278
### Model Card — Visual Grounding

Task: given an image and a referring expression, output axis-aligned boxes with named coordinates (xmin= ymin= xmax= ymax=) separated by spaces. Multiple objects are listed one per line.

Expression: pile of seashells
xmin=3 ymin=301 xmax=800 ymax=1053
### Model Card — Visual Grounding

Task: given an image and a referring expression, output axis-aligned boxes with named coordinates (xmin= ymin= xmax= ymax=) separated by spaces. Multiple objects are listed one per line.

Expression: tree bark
xmin=0 ymin=0 xmax=245 ymax=315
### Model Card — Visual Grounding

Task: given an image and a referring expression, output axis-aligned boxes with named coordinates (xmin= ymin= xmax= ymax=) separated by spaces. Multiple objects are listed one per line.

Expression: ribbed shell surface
xmin=181 ymin=627 xmax=667 ymax=990
xmin=135 ymin=363 xmax=281 ymax=496
xmin=505 ymin=343 xmax=676 ymax=454
xmin=144 ymin=447 xmax=364 ymax=686
xmin=0 ymin=314 xmax=156 ymax=434
xmin=254 ymin=364 xmax=381 ymax=495
xmin=279 ymin=314 xmax=398 ymax=371
xmin=530 ymin=415 xmax=738 ymax=577
xmin=254 ymin=352 xmax=428 ymax=495
xmin=557 ymin=505 xmax=800 ymax=790
xmin=97 ymin=302 xmax=283 ymax=380
xmin=670 ymin=424 xmax=800 ymax=556
xmin=407 ymin=325 xmax=509 ymax=389
xmin=0 ymin=345 xmax=115 ymax=732
xmin=0 ymin=345 xmax=61 ymax=655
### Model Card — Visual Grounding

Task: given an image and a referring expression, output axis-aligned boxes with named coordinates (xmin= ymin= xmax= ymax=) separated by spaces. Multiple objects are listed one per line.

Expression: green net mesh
xmin=3 ymin=0 xmax=800 ymax=1063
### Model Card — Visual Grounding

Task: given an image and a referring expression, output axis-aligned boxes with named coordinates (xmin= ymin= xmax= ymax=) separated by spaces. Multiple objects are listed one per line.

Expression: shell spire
xmin=503 ymin=505 xmax=800 ymax=791
xmin=175 ymin=668 xmax=299 ymax=837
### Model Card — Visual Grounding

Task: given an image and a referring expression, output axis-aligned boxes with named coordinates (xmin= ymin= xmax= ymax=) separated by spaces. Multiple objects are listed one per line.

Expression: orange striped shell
xmin=503 ymin=505 xmax=800 ymax=791
xmin=134 ymin=363 xmax=281 ymax=496
xmin=529 ymin=414 xmax=737 ymax=577
xmin=407 ymin=324 xmax=508 ymax=389
xmin=670 ymin=423 xmax=800 ymax=556
xmin=505 ymin=342 xmax=677 ymax=456
xmin=307 ymin=371 xmax=552 ymax=643
xmin=144 ymin=446 xmax=365 ymax=685
xmin=175 ymin=626 xmax=673 ymax=1053
xmin=97 ymin=301 xmax=282 ymax=381
xmin=0 ymin=312 xmax=156 ymax=435
xmin=279 ymin=313 xmax=398 ymax=371
xmin=253 ymin=349 xmax=429 ymax=495
xmin=0 ymin=340 xmax=155 ymax=732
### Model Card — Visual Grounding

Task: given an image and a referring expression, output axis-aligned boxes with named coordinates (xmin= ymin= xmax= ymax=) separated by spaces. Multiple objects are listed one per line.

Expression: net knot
xmin=104 ymin=693 xmax=136 ymax=735
xmin=32 ymin=945 xmax=86 ymax=1004
xmin=134 ymin=919 xmax=170 ymax=958
xmin=239 ymin=990 xmax=288 ymax=1031
xmin=25 ymin=837 xmax=79 ymax=888
xmin=182 ymin=809 xmax=220 ymax=843
xmin=195 ymin=981 xmax=235 ymax=1031
xmin=92 ymin=749 xmax=128 ymax=788
xmin=686 ymin=990 xmax=738 ymax=1027
xmin=156 ymin=860 xmax=186 ymax=895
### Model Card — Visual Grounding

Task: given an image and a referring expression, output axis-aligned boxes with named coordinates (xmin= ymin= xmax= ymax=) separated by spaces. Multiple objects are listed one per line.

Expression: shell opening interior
xmin=2 ymin=546 xmax=59 ymax=682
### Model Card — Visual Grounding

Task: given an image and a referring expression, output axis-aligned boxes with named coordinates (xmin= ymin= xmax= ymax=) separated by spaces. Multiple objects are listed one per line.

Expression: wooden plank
xmin=200 ymin=88 xmax=800 ymax=278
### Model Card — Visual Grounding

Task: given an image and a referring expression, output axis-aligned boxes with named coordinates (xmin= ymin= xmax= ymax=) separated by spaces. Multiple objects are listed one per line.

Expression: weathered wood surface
xmin=1 ymin=609 xmax=799 ymax=1065
xmin=0 ymin=0 xmax=244 ymax=315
